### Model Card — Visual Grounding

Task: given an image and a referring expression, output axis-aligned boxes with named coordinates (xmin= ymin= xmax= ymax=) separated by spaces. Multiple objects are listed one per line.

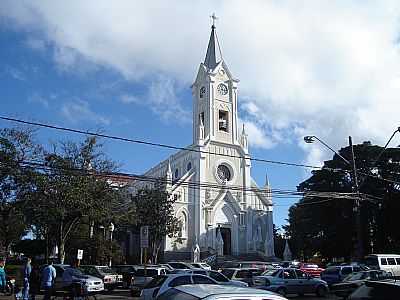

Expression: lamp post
xmin=304 ymin=128 xmax=400 ymax=261
xmin=109 ymin=222 xmax=115 ymax=267
xmin=304 ymin=135 xmax=362 ymax=260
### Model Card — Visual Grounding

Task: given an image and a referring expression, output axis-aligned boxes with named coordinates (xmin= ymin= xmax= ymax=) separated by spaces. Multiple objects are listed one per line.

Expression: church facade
xmin=131 ymin=23 xmax=274 ymax=259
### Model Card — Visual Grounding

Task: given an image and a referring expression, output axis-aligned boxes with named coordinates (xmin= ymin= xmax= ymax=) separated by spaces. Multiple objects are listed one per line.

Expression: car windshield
xmin=345 ymin=272 xmax=365 ymax=281
xmin=364 ymin=256 xmax=379 ymax=268
xmin=324 ymin=267 xmax=340 ymax=275
xmin=97 ymin=266 xmax=114 ymax=274
xmin=135 ymin=269 xmax=158 ymax=277
xmin=66 ymin=268 xmax=85 ymax=277
xmin=144 ymin=276 xmax=167 ymax=289
xmin=262 ymin=269 xmax=280 ymax=276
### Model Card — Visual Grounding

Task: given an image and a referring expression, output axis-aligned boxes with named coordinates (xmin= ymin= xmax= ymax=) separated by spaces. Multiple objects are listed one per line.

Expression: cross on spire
xmin=210 ymin=13 xmax=218 ymax=28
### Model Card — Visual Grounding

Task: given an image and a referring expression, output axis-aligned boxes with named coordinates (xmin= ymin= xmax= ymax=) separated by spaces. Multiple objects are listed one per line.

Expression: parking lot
xmin=21 ymin=288 xmax=340 ymax=300
xmin=81 ymin=288 xmax=341 ymax=300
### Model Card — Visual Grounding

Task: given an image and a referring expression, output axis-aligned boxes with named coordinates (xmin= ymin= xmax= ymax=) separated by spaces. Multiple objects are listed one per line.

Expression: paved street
xmin=0 ymin=288 xmax=340 ymax=300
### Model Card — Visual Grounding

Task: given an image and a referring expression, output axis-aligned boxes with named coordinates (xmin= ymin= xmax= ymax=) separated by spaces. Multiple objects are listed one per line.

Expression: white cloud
xmin=28 ymin=93 xmax=49 ymax=108
xmin=238 ymin=119 xmax=275 ymax=149
xmin=2 ymin=0 xmax=400 ymax=163
xmin=120 ymin=94 xmax=140 ymax=104
xmin=61 ymin=100 xmax=110 ymax=125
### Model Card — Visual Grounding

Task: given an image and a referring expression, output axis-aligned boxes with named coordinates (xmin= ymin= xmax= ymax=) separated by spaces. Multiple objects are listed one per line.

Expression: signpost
xmin=77 ymin=249 xmax=83 ymax=266
xmin=140 ymin=226 xmax=149 ymax=275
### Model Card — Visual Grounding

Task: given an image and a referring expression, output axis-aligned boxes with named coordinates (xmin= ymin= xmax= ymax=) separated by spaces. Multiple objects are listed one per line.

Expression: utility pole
xmin=349 ymin=136 xmax=363 ymax=261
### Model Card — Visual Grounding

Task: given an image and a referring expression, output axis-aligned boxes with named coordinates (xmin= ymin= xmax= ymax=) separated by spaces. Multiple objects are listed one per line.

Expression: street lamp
xmin=304 ymin=135 xmax=362 ymax=260
xmin=303 ymin=135 xmax=351 ymax=165
xmin=108 ymin=222 xmax=115 ymax=267
xmin=304 ymin=128 xmax=400 ymax=260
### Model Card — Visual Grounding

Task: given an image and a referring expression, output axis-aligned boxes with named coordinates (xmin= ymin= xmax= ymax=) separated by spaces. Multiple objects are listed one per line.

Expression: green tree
xmin=286 ymin=142 xmax=400 ymax=260
xmin=25 ymin=136 xmax=123 ymax=263
xmin=131 ymin=188 xmax=180 ymax=263
xmin=0 ymin=127 xmax=41 ymax=256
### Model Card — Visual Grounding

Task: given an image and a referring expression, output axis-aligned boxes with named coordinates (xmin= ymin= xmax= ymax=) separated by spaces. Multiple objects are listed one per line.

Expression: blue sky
xmin=2 ymin=1 xmax=400 ymax=228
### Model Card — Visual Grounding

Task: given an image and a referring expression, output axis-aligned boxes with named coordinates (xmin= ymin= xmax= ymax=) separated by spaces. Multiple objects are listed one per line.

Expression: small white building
xmin=130 ymin=23 xmax=275 ymax=260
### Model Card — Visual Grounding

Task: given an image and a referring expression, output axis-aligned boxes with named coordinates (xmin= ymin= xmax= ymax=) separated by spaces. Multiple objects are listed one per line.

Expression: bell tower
xmin=192 ymin=17 xmax=240 ymax=146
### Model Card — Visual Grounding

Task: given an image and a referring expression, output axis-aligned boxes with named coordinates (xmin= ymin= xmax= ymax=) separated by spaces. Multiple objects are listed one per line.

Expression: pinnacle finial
xmin=210 ymin=13 xmax=218 ymax=28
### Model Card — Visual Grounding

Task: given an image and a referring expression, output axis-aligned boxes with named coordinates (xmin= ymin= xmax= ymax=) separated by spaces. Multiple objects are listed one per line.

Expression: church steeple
xmin=204 ymin=13 xmax=222 ymax=70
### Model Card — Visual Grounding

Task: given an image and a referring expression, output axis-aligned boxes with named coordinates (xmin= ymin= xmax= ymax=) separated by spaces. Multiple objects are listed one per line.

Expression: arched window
xmin=179 ymin=212 xmax=188 ymax=238
xmin=187 ymin=162 xmax=192 ymax=171
xmin=175 ymin=168 xmax=179 ymax=179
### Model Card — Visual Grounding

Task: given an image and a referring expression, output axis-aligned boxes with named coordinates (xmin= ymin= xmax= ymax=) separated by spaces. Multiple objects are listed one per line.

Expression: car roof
xmin=173 ymin=284 xmax=285 ymax=298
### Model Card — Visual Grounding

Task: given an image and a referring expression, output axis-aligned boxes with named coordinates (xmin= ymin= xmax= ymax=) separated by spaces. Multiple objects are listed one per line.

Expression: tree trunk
xmin=58 ymin=221 xmax=65 ymax=264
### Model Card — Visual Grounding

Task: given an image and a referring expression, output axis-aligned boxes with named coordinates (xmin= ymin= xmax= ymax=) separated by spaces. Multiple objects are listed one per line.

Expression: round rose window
xmin=217 ymin=164 xmax=231 ymax=182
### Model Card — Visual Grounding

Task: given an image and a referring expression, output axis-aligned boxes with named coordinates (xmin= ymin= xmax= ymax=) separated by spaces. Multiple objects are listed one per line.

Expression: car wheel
xmin=316 ymin=285 xmax=327 ymax=297
xmin=276 ymin=287 xmax=287 ymax=296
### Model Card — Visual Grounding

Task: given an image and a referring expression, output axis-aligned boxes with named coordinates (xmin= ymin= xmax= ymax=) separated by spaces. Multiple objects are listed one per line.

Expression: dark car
xmin=220 ymin=268 xmax=257 ymax=286
xmin=331 ymin=270 xmax=390 ymax=298
xmin=112 ymin=265 xmax=138 ymax=288
xmin=321 ymin=265 xmax=363 ymax=286
xmin=348 ymin=279 xmax=400 ymax=300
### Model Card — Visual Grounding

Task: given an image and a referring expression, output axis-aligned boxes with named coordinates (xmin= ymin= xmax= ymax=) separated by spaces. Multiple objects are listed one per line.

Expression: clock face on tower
xmin=217 ymin=83 xmax=228 ymax=96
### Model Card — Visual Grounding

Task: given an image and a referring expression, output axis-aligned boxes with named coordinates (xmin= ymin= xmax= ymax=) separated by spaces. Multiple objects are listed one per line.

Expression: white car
xmin=187 ymin=269 xmax=248 ymax=287
xmin=139 ymin=274 xmax=218 ymax=300
xmin=157 ymin=284 xmax=289 ymax=300
xmin=191 ymin=263 xmax=212 ymax=270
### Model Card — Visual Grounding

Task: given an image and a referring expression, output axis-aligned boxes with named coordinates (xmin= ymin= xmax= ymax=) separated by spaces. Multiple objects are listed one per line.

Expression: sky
xmin=1 ymin=1 xmax=400 ymax=228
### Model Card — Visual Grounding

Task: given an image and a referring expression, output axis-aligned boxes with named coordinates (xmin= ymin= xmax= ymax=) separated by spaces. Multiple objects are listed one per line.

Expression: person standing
xmin=23 ymin=257 xmax=32 ymax=300
xmin=41 ymin=261 xmax=56 ymax=300
xmin=0 ymin=260 xmax=5 ymax=294
xmin=29 ymin=262 xmax=40 ymax=300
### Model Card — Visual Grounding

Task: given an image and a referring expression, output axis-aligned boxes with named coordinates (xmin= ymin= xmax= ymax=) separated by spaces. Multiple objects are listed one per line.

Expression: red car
xmin=299 ymin=263 xmax=325 ymax=277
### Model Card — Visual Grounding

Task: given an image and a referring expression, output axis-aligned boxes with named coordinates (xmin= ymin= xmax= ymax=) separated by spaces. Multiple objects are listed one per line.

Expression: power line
xmin=0 ymin=116 xmax=325 ymax=170
xmin=0 ymin=159 xmax=363 ymax=203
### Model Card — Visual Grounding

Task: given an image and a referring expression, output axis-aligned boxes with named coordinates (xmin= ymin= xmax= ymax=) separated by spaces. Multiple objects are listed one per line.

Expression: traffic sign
xmin=77 ymin=249 xmax=83 ymax=260
xmin=140 ymin=226 xmax=149 ymax=248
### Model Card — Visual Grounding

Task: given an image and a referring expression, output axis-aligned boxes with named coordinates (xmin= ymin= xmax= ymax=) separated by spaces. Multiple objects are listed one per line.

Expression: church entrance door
xmin=220 ymin=227 xmax=231 ymax=255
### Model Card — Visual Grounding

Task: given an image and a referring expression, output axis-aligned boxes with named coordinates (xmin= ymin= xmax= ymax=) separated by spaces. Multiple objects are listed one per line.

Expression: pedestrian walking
xmin=29 ymin=263 xmax=40 ymax=300
xmin=23 ymin=257 xmax=32 ymax=300
xmin=41 ymin=261 xmax=56 ymax=300
xmin=0 ymin=260 xmax=6 ymax=294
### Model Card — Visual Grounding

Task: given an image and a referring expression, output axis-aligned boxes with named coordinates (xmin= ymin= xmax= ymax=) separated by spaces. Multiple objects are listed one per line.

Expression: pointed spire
xmin=167 ymin=159 xmax=172 ymax=174
xmin=204 ymin=13 xmax=222 ymax=70
xmin=265 ymin=171 xmax=270 ymax=187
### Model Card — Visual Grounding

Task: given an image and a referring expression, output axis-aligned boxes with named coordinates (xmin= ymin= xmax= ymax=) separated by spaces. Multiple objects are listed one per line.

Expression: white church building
xmin=131 ymin=22 xmax=275 ymax=260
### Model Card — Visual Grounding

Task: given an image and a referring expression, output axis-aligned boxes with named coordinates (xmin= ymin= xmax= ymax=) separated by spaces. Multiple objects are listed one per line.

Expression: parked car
xmin=348 ymin=279 xmax=400 ymax=300
xmin=254 ymin=268 xmax=328 ymax=297
xmin=299 ymin=263 xmax=325 ymax=277
xmin=364 ymin=254 xmax=400 ymax=276
xmin=321 ymin=265 xmax=363 ymax=286
xmin=156 ymin=284 xmax=289 ymax=300
xmin=190 ymin=262 xmax=212 ymax=270
xmin=220 ymin=261 xmax=278 ymax=272
xmin=158 ymin=264 xmax=174 ymax=272
xmin=130 ymin=266 xmax=167 ymax=296
xmin=80 ymin=265 xmax=122 ymax=291
xmin=167 ymin=261 xmax=195 ymax=270
xmin=139 ymin=273 xmax=218 ymax=299
xmin=112 ymin=265 xmax=138 ymax=288
xmin=219 ymin=268 xmax=257 ymax=286
xmin=186 ymin=269 xmax=248 ymax=287
xmin=331 ymin=270 xmax=391 ymax=298
xmin=45 ymin=264 xmax=104 ymax=294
